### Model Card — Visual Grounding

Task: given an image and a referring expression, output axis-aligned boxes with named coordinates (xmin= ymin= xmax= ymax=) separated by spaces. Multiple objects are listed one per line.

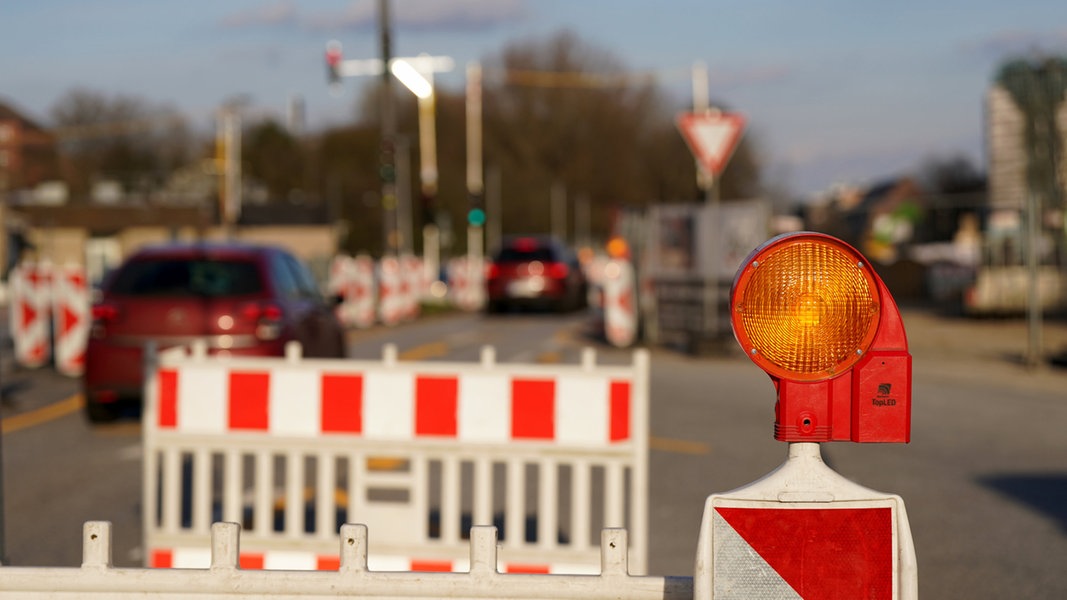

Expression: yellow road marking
xmin=2 ymin=394 xmax=85 ymax=434
xmin=399 ymin=341 xmax=449 ymax=361
xmin=536 ymin=351 xmax=562 ymax=364
xmin=650 ymin=436 xmax=710 ymax=455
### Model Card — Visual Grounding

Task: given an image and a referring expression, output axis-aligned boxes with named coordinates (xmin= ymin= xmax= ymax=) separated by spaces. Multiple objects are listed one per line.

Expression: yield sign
xmin=676 ymin=111 xmax=747 ymax=177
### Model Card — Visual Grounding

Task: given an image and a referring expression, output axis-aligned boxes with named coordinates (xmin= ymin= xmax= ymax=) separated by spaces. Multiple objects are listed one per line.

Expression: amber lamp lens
xmin=733 ymin=237 xmax=880 ymax=381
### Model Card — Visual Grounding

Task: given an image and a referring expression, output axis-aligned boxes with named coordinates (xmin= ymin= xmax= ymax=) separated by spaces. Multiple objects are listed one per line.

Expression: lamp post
xmin=324 ymin=41 xmax=452 ymax=261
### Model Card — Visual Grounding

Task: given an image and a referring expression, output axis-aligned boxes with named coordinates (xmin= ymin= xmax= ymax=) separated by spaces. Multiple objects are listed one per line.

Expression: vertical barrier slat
xmin=141 ymin=343 xmax=159 ymax=566
xmin=349 ymin=453 xmax=366 ymax=534
xmin=316 ymin=454 xmax=336 ymax=538
xmin=441 ymin=456 xmax=460 ymax=543
xmin=254 ymin=450 xmax=273 ymax=536
xmin=604 ymin=462 xmax=624 ymax=528
xmin=411 ymin=453 xmax=429 ymax=541
xmin=161 ymin=448 xmax=182 ymax=534
xmin=192 ymin=448 xmax=212 ymax=533
xmin=285 ymin=450 xmax=304 ymax=538
xmin=571 ymin=458 xmax=591 ymax=551
xmin=538 ymin=458 xmax=558 ymax=549
xmin=631 ymin=349 xmax=651 ymax=574
xmin=473 ymin=457 xmax=492 ymax=527
xmin=223 ymin=450 xmax=242 ymax=525
xmin=505 ymin=458 xmax=524 ymax=548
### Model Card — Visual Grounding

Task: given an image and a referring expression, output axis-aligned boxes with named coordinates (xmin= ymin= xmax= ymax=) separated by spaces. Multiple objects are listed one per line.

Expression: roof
xmin=0 ymin=98 xmax=49 ymax=134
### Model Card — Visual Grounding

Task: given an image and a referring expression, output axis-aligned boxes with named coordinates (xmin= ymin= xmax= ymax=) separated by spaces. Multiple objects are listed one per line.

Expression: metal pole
xmin=466 ymin=62 xmax=484 ymax=265
xmin=395 ymin=136 xmax=413 ymax=255
xmin=693 ymin=61 xmax=719 ymax=351
xmin=487 ymin=166 xmax=502 ymax=254
xmin=378 ymin=0 xmax=398 ymax=256
xmin=551 ymin=182 xmax=567 ymax=241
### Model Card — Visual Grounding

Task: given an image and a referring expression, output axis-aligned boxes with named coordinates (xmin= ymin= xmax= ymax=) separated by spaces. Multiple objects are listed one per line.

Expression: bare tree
xmin=50 ymin=88 xmax=192 ymax=200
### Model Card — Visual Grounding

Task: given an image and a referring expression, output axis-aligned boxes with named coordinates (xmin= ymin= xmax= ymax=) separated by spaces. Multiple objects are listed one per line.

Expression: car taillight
xmin=546 ymin=262 xmax=569 ymax=279
xmin=90 ymin=303 xmax=119 ymax=339
xmin=241 ymin=302 xmax=284 ymax=340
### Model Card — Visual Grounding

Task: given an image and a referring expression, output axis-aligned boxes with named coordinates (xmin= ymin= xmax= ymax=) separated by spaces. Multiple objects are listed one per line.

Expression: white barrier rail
xmin=143 ymin=343 xmax=650 ymax=575
xmin=1 ymin=521 xmax=693 ymax=599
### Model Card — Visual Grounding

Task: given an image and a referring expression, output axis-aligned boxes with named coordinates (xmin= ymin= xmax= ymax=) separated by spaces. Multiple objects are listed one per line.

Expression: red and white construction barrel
xmin=602 ymin=258 xmax=637 ymax=348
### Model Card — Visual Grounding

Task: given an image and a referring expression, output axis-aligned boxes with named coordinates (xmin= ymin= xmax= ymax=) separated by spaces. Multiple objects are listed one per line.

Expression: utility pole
xmin=378 ymin=0 xmax=398 ymax=257
xmin=217 ymin=100 xmax=245 ymax=239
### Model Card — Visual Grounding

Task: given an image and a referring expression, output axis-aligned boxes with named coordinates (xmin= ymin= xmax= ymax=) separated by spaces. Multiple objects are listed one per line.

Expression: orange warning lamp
xmin=731 ymin=232 xmax=911 ymax=443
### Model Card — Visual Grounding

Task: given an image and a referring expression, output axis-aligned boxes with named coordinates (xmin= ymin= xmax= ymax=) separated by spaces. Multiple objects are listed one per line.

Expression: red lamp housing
xmin=730 ymin=232 xmax=911 ymax=443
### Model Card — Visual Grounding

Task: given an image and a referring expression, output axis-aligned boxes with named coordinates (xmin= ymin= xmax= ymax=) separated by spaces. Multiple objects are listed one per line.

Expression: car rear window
xmin=496 ymin=247 xmax=556 ymax=262
xmin=108 ymin=258 xmax=265 ymax=297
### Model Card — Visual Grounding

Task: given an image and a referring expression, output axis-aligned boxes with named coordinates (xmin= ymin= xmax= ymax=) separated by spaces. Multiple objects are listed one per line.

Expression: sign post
xmin=673 ymin=111 xmax=747 ymax=352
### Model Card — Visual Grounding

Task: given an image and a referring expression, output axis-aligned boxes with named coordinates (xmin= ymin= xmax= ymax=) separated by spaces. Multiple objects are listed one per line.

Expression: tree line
xmin=45 ymin=31 xmax=762 ymax=256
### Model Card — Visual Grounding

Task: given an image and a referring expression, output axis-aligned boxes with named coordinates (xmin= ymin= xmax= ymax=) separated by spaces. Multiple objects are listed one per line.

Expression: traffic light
xmin=325 ymin=40 xmax=343 ymax=86
xmin=467 ymin=208 xmax=486 ymax=227
xmin=467 ymin=194 xmax=485 ymax=227
xmin=730 ymin=232 xmax=911 ymax=443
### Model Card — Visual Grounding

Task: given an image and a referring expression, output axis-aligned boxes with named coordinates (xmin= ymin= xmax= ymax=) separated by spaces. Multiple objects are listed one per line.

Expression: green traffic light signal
xmin=467 ymin=207 xmax=486 ymax=227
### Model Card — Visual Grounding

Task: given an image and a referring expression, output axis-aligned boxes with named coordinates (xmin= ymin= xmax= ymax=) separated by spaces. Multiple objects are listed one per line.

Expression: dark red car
xmin=83 ymin=242 xmax=346 ymax=422
xmin=485 ymin=235 xmax=588 ymax=313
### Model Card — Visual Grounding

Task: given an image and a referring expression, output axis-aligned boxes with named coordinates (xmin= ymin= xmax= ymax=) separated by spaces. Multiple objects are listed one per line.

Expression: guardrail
xmin=0 ymin=521 xmax=692 ymax=599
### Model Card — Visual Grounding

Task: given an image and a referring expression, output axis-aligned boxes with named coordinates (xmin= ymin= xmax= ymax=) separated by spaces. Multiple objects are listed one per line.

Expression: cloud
xmin=305 ymin=0 xmax=527 ymax=33
xmin=220 ymin=0 xmax=299 ymax=28
xmin=960 ymin=27 xmax=1067 ymax=60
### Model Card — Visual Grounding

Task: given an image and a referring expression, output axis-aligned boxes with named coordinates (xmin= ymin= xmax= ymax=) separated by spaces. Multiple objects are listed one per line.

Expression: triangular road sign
xmin=676 ymin=111 xmax=747 ymax=177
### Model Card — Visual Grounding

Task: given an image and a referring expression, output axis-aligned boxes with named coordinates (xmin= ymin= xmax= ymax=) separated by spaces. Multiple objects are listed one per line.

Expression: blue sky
xmin=3 ymin=0 xmax=1067 ymax=196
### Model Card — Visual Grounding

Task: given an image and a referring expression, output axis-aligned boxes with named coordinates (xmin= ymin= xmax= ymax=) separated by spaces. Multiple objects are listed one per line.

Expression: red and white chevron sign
xmin=9 ymin=261 xmax=53 ymax=369
xmin=695 ymin=443 xmax=917 ymax=600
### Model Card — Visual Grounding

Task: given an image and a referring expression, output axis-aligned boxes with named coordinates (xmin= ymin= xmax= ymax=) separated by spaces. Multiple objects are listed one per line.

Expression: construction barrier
xmin=52 ymin=264 xmax=91 ymax=376
xmin=447 ymin=256 xmax=485 ymax=312
xmin=8 ymin=261 xmax=93 ymax=375
xmin=602 ymin=259 xmax=637 ymax=348
xmin=695 ymin=442 xmax=918 ymax=598
xmin=0 ymin=521 xmax=691 ymax=599
xmin=142 ymin=342 xmax=650 ymax=575
xmin=8 ymin=261 xmax=52 ymax=369
xmin=329 ymin=254 xmax=377 ymax=329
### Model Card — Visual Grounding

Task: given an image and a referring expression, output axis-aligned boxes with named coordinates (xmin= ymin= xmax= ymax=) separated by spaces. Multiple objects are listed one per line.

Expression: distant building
xmin=986 ymin=76 xmax=1067 ymax=212
xmin=0 ymin=99 xmax=60 ymax=194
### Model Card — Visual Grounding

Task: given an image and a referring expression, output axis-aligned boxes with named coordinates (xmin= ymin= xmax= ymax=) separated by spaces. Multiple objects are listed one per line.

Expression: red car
xmin=83 ymin=242 xmax=346 ymax=422
xmin=485 ymin=236 xmax=588 ymax=313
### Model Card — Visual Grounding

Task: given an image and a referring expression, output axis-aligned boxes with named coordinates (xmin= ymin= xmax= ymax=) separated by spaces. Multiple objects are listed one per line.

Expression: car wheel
xmin=85 ymin=399 xmax=118 ymax=424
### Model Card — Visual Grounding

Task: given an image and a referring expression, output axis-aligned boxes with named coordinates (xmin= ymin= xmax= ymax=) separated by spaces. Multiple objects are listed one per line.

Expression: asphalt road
xmin=2 ymin=306 xmax=1066 ymax=599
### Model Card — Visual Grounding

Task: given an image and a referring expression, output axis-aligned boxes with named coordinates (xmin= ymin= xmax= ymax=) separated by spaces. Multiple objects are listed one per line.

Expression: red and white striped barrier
xmin=9 ymin=261 xmax=53 ymax=369
xmin=143 ymin=343 xmax=649 ymax=575
xmin=400 ymin=253 xmax=423 ymax=321
xmin=377 ymin=255 xmax=405 ymax=326
xmin=602 ymin=259 xmax=637 ymax=348
xmin=52 ymin=264 xmax=91 ymax=376
xmin=329 ymin=254 xmax=377 ymax=329
xmin=447 ymin=256 xmax=485 ymax=312
xmin=155 ymin=353 xmax=632 ymax=443
xmin=149 ymin=546 xmax=592 ymax=574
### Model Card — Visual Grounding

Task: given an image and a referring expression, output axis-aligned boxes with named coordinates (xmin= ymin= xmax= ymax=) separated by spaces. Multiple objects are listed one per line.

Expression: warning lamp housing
xmin=731 ymin=232 xmax=911 ymax=443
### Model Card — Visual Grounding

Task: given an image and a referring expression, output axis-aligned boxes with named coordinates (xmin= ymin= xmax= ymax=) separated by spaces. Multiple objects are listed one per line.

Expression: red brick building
xmin=0 ymin=99 xmax=60 ymax=193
